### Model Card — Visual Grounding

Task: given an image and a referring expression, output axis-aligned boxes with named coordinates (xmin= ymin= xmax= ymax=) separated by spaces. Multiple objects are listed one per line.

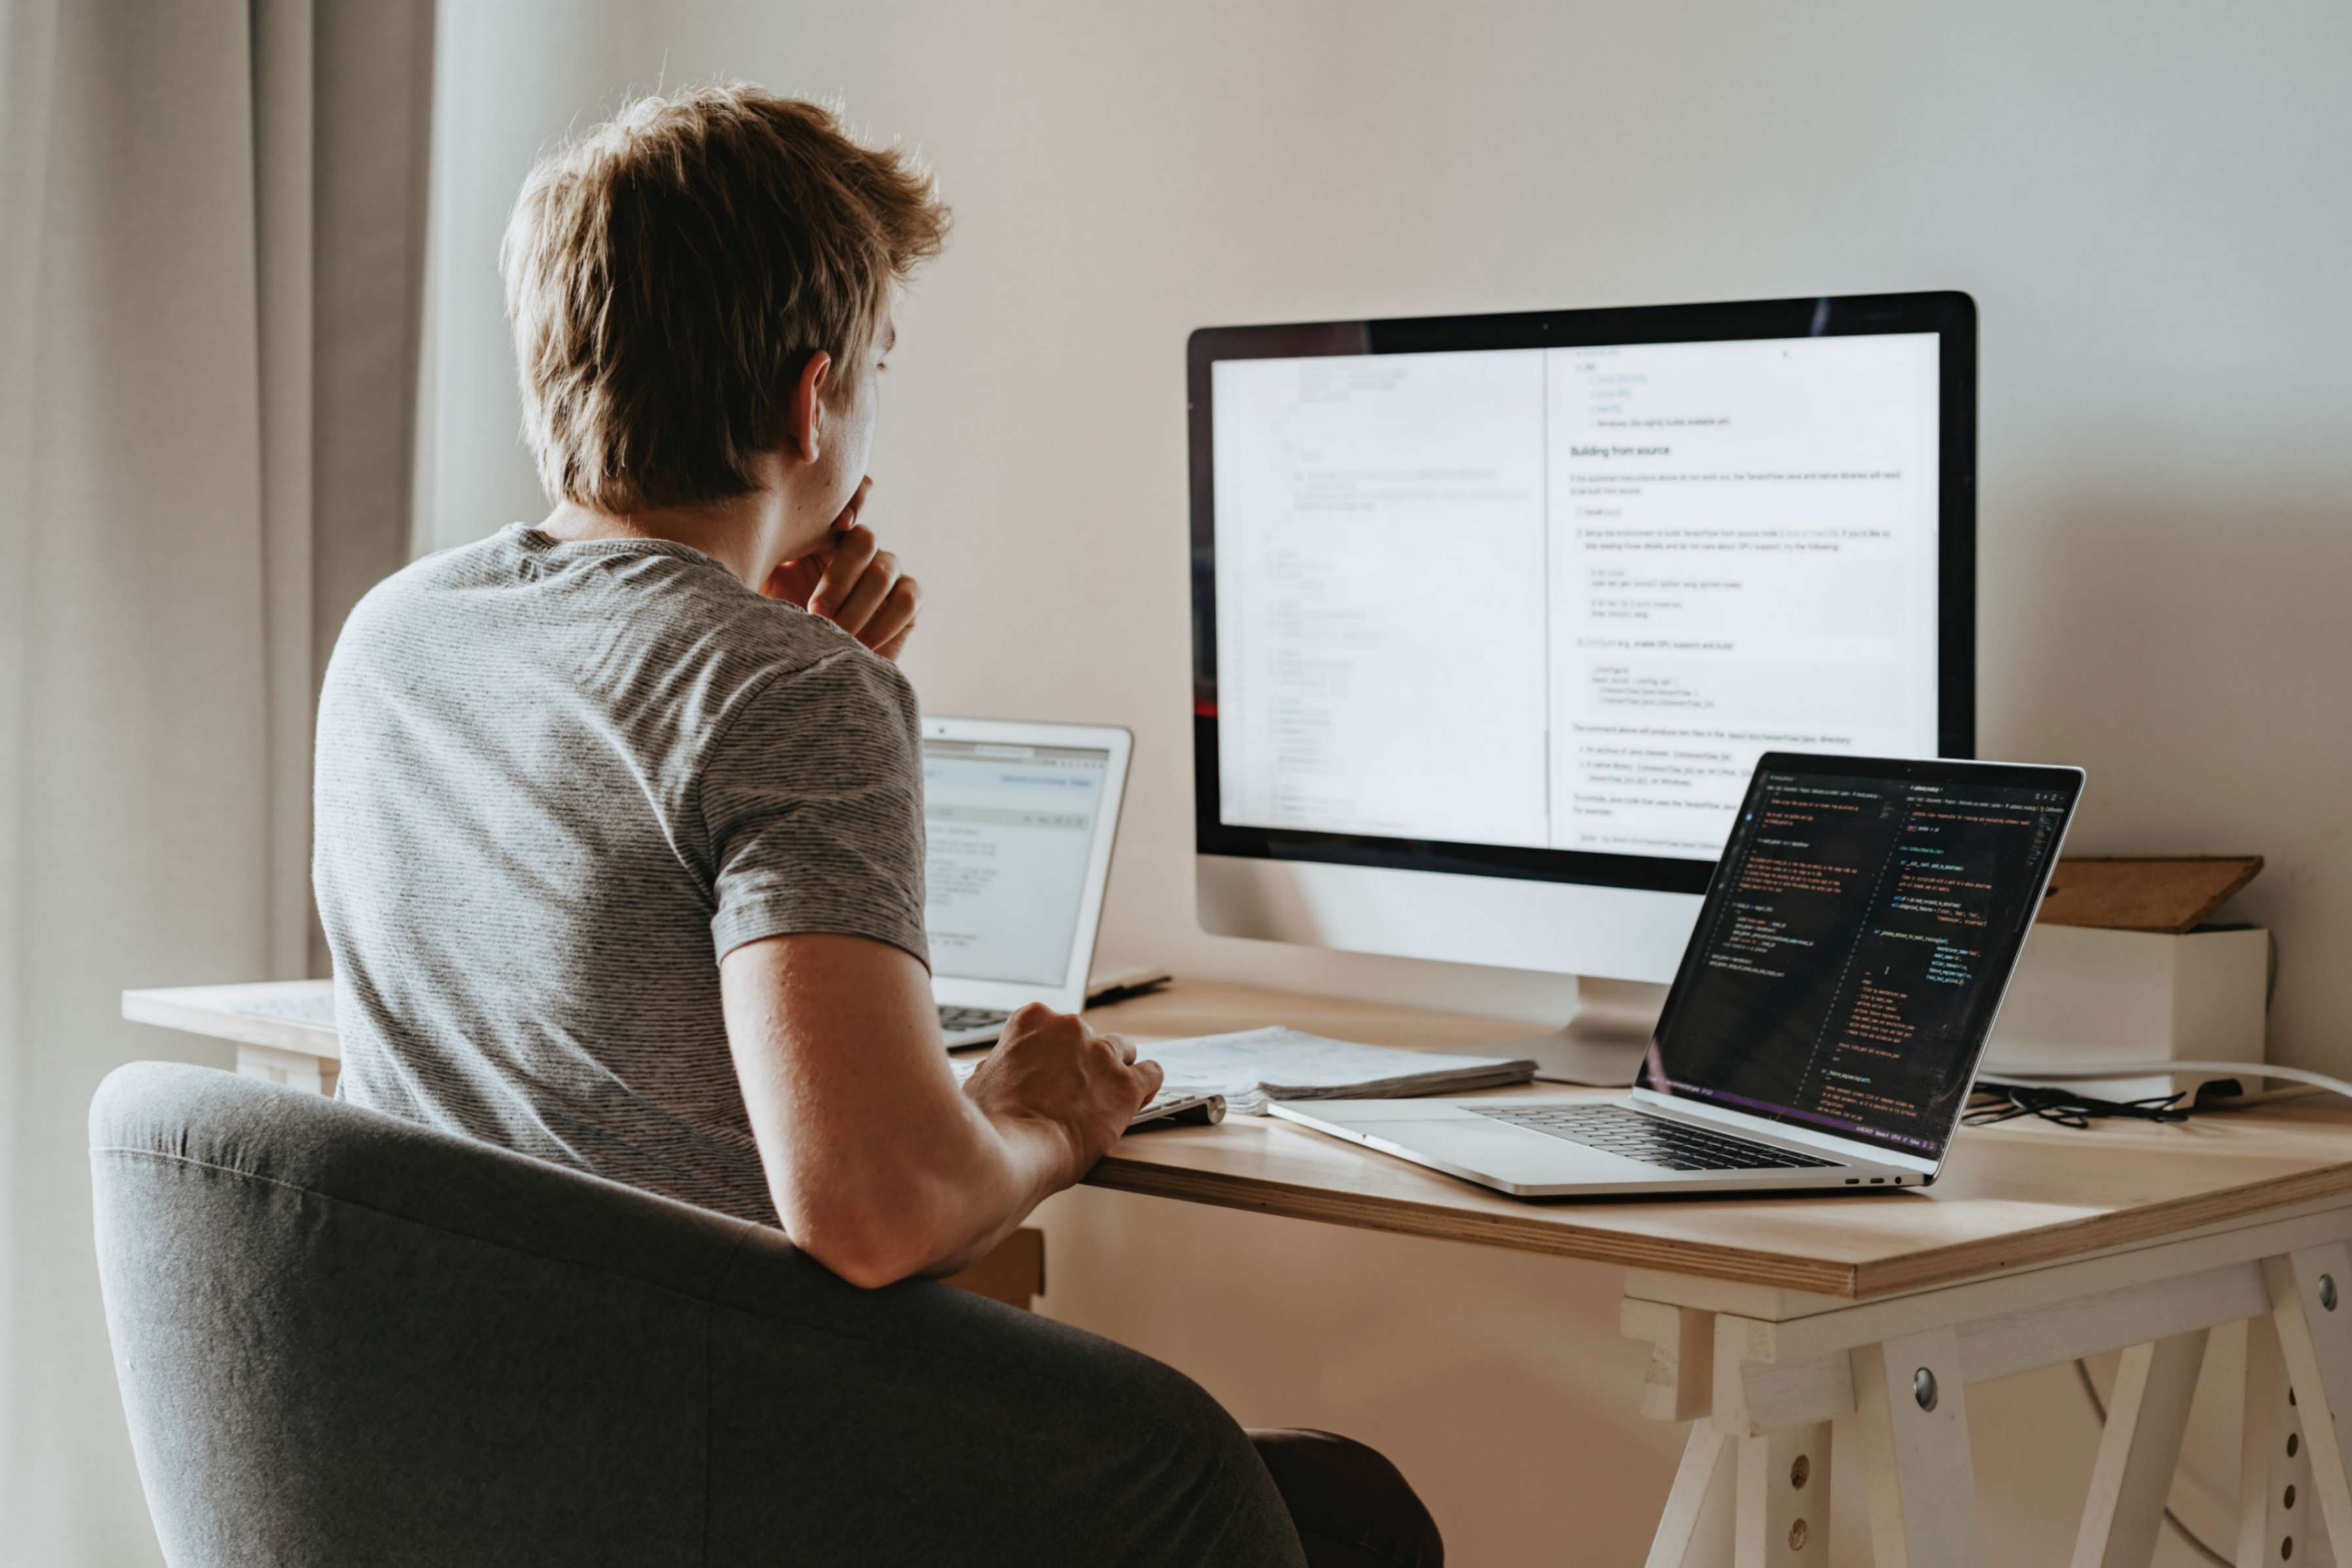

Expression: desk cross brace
xmin=1625 ymin=1209 xmax=2352 ymax=1567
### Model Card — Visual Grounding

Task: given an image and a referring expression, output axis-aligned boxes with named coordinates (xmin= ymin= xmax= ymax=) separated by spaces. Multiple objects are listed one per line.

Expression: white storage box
xmin=1982 ymin=923 xmax=2270 ymax=1101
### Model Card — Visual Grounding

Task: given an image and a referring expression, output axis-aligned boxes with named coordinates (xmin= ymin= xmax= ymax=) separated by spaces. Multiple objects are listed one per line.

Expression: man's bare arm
xmin=720 ymin=932 xmax=1160 ymax=1288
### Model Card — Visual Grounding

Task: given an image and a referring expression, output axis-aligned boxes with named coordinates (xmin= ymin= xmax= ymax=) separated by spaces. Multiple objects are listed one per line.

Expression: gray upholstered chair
xmin=89 ymin=1061 xmax=1301 ymax=1567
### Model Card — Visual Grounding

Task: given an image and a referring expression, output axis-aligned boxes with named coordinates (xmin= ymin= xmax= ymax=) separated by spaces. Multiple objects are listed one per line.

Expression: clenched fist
xmin=961 ymin=1004 xmax=1165 ymax=1183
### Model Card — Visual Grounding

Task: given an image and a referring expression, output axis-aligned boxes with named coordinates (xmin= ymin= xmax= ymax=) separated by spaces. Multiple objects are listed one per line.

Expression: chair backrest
xmin=89 ymin=1061 xmax=781 ymax=1565
xmin=91 ymin=1060 xmax=1312 ymax=1568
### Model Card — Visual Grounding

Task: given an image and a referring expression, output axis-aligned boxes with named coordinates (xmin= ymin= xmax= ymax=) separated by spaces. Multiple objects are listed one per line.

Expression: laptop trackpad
xmin=1300 ymin=1098 xmax=1568 ymax=1124
xmin=1385 ymin=1119 xmax=1661 ymax=1182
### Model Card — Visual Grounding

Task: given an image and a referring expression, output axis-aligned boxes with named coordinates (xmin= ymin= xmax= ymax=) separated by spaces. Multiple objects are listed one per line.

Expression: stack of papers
xmin=1139 ymin=1027 xmax=1537 ymax=1115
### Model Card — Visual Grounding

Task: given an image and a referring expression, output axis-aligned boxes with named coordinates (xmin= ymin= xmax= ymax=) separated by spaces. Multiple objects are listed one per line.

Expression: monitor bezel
xmin=1187 ymin=290 xmax=1978 ymax=898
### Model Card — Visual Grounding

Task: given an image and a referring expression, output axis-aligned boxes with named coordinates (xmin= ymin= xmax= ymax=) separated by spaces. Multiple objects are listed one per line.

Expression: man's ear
xmin=782 ymin=350 xmax=832 ymax=463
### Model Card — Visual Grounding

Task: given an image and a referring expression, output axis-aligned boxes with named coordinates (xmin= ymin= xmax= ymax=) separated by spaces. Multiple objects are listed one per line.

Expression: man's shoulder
xmin=535 ymin=543 xmax=920 ymax=753
xmin=341 ymin=529 xmax=863 ymax=672
xmin=711 ymin=613 xmax=918 ymax=740
xmin=623 ymin=559 xmax=912 ymax=716
xmin=335 ymin=527 xmax=531 ymax=637
xmin=324 ymin=529 xmax=916 ymax=763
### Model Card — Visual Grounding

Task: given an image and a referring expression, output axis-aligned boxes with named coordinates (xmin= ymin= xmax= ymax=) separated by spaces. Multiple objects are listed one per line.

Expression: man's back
xmin=314 ymin=523 xmax=927 ymax=1225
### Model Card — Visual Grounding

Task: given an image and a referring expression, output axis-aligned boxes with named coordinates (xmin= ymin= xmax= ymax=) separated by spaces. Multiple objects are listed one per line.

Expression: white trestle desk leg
xmin=1735 ymin=1420 xmax=1831 ymax=1568
xmin=2241 ymin=1314 xmax=2315 ymax=1568
xmin=2071 ymin=1329 xmax=2209 ymax=1568
xmin=1648 ymin=1417 xmax=1737 ymax=1568
xmin=235 ymin=1042 xmax=336 ymax=1098
xmin=2265 ymin=1244 xmax=2352 ymax=1558
xmin=1853 ymin=1327 xmax=1985 ymax=1568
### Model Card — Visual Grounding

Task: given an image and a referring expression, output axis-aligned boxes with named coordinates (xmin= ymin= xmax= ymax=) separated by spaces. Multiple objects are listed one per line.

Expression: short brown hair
xmin=501 ymin=85 xmax=948 ymax=512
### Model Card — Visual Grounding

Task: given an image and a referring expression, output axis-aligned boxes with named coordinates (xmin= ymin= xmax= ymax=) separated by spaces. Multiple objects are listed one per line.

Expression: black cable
xmin=2073 ymin=1358 xmax=2229 ymax=1568
xmin=1967 ymin=1079 xmax=2193 ymax=1128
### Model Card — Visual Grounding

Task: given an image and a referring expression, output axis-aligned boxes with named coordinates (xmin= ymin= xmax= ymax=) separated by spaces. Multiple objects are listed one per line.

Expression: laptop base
xmin=1269 ymin=1097 xmax=1914 ymax=1199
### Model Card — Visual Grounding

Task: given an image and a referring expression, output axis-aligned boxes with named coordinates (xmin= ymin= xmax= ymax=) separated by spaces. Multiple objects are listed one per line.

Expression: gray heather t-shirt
xmin=313 ymin=523 xmax=927 ymax=1226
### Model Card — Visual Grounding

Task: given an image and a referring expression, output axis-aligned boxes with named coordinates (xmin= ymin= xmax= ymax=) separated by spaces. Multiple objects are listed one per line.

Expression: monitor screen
xmin=921 ymin=738 xmax=1111 ymax=986
xmin=1190 ymin=293 xmax=1975 ymax=898
xmin=1640 ymin=757 xmax=2079 ymax=1158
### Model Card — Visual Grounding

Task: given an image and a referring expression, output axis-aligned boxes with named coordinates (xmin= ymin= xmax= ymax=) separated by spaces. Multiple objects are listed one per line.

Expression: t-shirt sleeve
xmin=698 ymin=647 xmax=929 ymax=966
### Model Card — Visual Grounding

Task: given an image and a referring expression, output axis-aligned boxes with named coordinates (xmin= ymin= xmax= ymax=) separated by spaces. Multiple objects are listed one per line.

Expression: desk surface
xmin=125 ymin=976 xmax=2352 ymax=1305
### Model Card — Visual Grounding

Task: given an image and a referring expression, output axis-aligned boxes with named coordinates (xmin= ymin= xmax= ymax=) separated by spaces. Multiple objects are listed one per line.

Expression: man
xmin=315 ymin=84 xmax=1440 ymax=1565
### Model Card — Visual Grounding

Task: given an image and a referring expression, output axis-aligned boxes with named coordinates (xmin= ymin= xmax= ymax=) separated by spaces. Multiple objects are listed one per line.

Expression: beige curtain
xmin=0 ymin=0 xmax=432 ymax=1558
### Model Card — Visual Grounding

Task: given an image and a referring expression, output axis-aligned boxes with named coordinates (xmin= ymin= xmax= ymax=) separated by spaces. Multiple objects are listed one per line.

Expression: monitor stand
xmin=1463 ymin=976 xmax=1668 ymax=1087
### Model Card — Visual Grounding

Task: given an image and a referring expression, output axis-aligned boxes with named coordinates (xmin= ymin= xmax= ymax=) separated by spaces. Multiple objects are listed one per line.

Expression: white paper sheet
xmin=1139 ymin=1027 xmax=1533 ymax=1114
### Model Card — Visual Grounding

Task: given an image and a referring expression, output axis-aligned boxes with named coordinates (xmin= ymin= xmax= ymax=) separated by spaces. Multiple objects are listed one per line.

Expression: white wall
xmin=419 ymin=3 xmax=2352 ymax=1560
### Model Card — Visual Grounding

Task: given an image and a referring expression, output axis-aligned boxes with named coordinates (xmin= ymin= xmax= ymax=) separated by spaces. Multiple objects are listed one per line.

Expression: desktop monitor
xmin=1187 ymin=292 xmax=1976 ymax=1069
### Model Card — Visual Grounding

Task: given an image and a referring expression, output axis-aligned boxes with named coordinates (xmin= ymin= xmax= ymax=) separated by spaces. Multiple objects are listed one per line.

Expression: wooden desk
xmin=126 ymin=976 xmax=2352 ymax=1568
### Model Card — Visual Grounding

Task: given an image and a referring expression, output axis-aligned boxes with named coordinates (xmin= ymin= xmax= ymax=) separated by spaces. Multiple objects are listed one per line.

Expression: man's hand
xmin=763 ymin=477 xmax=920 ymax=660
xmin=962 ymin=1004 xmax=1165 ymax=1183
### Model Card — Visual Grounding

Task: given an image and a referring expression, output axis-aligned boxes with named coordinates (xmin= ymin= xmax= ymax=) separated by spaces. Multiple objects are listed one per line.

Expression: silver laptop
xmin=1269 ymin=754 xmax=2083 ymax=1197
xmin=921 ymin=717 xmax=1151 ymax=1048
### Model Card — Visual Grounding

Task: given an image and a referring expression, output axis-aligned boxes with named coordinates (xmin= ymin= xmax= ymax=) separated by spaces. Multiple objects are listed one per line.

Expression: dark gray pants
xmin=90 ymin=1063 xmax=1435 ymax=1565
xmin=1250 ymin=1429 xmax=1444 ymax=1568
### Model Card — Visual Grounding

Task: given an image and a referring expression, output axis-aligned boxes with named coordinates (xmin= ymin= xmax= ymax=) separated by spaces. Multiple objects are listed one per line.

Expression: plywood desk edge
xmin=122 ymin=983 xmax=341 ymax=1058
xmin=1844 ymin=1160 xmax=2352 ymax=1297
xmin=1082 ymin=1155 xmax=1869 ymax=1295
xmin=1088 ymin=1134 xmax=2352 ymax=1302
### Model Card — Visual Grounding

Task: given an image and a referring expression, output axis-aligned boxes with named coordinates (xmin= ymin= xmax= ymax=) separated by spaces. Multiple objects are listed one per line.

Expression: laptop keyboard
xmin=1467 ymin=1103 xmax=1838 ymax=1171
xmin=938 ymin=1005 xmax=1011 ymax=1035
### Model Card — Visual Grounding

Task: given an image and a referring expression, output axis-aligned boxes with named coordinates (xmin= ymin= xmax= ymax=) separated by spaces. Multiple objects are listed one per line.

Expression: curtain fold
xmin=0 ymin=0 xmax=58 ymax=1546
xmin=309 ymin=0 xmax=437 ymax=970
xmin=255 ymin=0 xmax=318 ymax=979
xmin=0 ymin=0 xmax=432 ymax=1558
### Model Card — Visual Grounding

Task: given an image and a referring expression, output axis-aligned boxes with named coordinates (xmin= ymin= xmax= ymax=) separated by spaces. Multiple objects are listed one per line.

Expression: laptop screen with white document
xmin=1640 ymin=754 xmax=2081 ymax=1160
xmin=922 ymin=737 xmax=1113 ymax=987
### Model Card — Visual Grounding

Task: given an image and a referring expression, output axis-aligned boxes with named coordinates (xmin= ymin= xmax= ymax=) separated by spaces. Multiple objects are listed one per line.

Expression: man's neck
xmin=538 ymin=496 xmax=780 ymax=589
xmin=536 ymin=443 xmax=842 ymax=590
